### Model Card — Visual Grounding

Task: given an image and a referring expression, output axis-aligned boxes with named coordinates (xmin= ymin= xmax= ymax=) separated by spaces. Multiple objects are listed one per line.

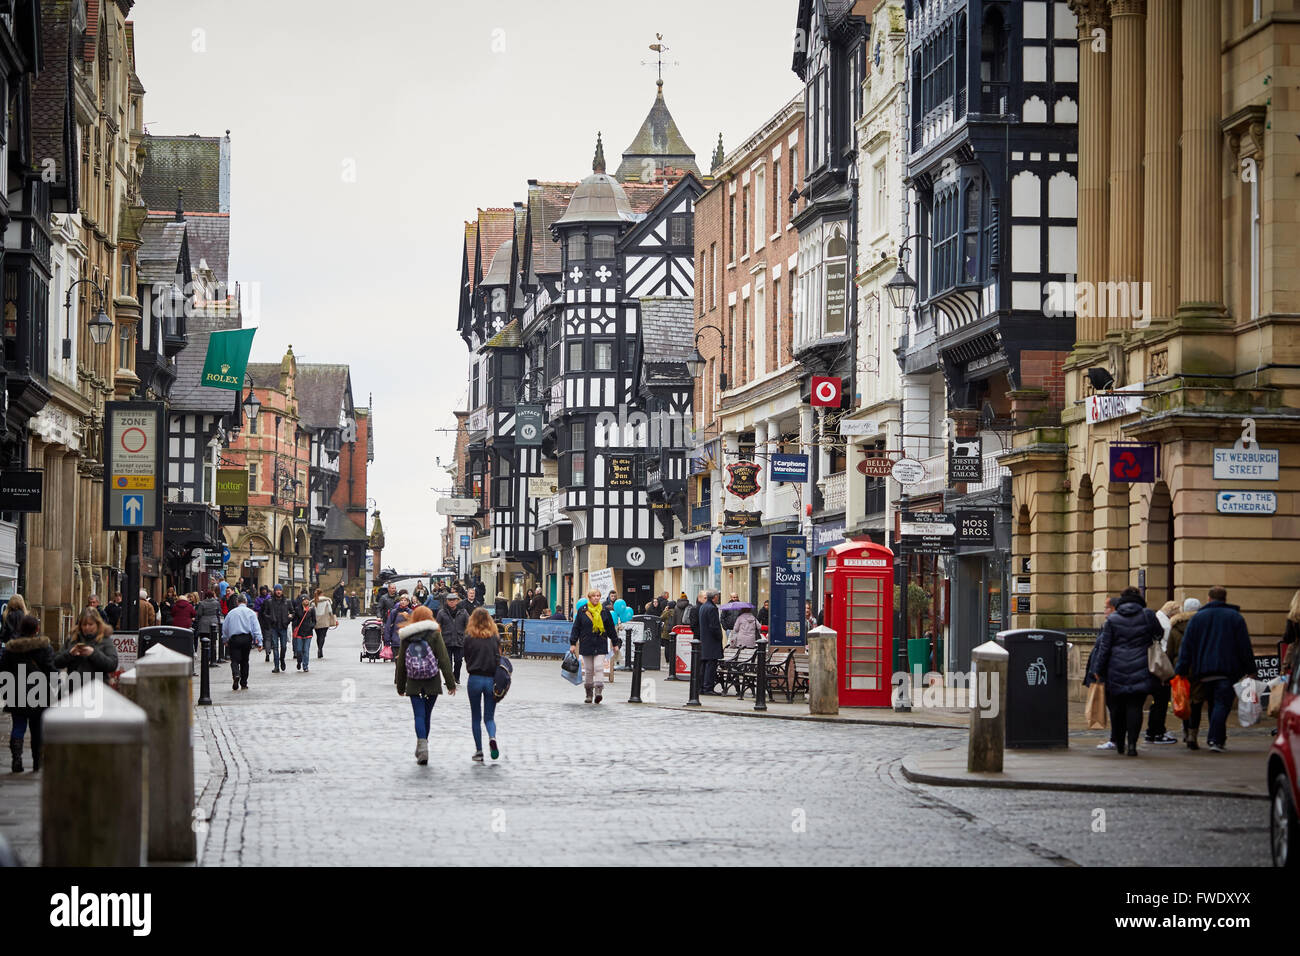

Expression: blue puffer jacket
xmin=1174 ymin=601 xmax=1256 ymax=682
xmin=1092 ymin=598 xmax=1159 ymax=696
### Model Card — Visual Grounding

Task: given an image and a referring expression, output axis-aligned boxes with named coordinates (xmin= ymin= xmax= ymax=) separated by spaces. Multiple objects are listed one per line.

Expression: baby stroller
xmin=360 ymin=618 xmax=385 ymax=662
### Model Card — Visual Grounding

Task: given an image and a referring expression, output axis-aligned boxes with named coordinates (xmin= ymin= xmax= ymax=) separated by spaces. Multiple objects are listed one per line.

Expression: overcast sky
xmin=132 ymin=0 xmax=802 ymax=571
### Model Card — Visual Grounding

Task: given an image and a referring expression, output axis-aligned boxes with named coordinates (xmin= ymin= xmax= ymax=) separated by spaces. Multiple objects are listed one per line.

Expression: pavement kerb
xmin=899 ymin=749 xmax=1269 ymax=801
xmin=652 ymin=703 xmax=963 ymax=730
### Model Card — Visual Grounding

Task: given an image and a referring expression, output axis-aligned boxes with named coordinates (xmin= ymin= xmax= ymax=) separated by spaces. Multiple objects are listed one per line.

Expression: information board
xmin=768 ymin=534 xmax=808 ymax=647
xmin=103 ymin=402 xmax=165 ymax=531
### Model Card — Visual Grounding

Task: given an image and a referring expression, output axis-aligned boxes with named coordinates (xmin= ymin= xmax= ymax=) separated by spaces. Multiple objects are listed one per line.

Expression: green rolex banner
xmin=201 ymin=328 xmax=257 ymax=391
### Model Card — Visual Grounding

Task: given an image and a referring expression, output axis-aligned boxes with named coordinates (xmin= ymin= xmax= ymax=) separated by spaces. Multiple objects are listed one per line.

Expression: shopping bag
xmin=1147 ymin=641 xmax=1174 ymax=681
xmin=560 ymin=650 xmax=583 ymax=686
xmin=1085 ymin=681 xmax=1108 ymax=729
xmin=1170 ymin=675 xmax=1191 ymax=721
xmin=1235 ymin=676 xmax=1262 ymax=728
xmin=1265 ymin=676 xmax=1286 ymax=719
xmin=379 ymin=644 xmax=393 ymax=661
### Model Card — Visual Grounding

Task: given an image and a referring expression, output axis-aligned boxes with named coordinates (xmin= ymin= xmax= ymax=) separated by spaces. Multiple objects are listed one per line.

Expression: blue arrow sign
xmin=221 ymin=545 xmax=231 ymax=564
xmin=123 ymin=494 xmax=144 ymax=526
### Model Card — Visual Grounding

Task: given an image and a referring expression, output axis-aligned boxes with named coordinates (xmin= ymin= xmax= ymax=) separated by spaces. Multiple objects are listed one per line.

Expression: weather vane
xmin=641 ymin=33 xmax=679 ymax=84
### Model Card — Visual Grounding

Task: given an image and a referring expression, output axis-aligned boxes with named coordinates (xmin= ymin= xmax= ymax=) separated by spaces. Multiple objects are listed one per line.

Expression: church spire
xmin=711 ymin=133 xmax=725 ymax=173
xmin=592 ymin=132 xmax=606 ymax=175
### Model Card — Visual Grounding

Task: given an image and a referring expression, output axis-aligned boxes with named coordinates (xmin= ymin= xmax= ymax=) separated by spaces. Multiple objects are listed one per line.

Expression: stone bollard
xmin=967 ymin=640 xmax=1009 ymax=773
xmin=807 ymin=625 xmax=839 ymax=715
xmin=136 ymin=645 xmax=196 ymax=862
xmin=117 ymin=668 xmax=138 ymax=704
xmin=42 ymin=679 xmax=148 ymax=866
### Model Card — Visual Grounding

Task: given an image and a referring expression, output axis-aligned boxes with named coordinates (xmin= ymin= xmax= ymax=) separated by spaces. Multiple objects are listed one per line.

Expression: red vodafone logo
xmin=810 ymin=376 xmax=842 ymax=407
xmin=121 ymin=427 xmax=148 ymax=454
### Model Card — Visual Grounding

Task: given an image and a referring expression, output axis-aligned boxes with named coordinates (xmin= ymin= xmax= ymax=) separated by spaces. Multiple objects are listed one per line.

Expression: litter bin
xmin=994 ymin=628 xmax=1069 ymax=748
xmin=138 ymin=626 xmax=196 ymax=676
xmin=907 ymin=638 xmax=931 ymax=681
xmin=631 ymin=615 xmax=662 ymax=671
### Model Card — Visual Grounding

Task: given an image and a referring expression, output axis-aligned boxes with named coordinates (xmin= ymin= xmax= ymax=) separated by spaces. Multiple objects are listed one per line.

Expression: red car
xmin=1269 ymin=665 xmax=1300 ymax=867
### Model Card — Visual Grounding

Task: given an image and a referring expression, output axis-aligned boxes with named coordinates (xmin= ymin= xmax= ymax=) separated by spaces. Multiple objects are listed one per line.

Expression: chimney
xmin=175 ymin=187 xmax=184 ymax=222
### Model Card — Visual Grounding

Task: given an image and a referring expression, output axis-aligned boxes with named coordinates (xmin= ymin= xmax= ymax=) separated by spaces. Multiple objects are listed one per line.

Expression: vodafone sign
xmin=810 ymin=376 xmax=842 ymax=407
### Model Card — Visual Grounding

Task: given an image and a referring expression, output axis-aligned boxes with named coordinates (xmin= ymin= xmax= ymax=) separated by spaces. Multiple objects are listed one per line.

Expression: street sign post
xmin=103 ymin=402 xmax=164 ymax=531
xmin=900 ymin=511 xmax=956 ymax=554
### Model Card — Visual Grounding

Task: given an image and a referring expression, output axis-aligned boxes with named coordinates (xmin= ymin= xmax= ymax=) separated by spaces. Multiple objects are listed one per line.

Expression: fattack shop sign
xmin=103 ymin=402 xmax=164 ymax=531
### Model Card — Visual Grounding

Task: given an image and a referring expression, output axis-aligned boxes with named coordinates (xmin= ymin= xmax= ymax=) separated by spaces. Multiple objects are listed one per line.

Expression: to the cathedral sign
xmin=726 ymin=461 xmax=761 ymax=500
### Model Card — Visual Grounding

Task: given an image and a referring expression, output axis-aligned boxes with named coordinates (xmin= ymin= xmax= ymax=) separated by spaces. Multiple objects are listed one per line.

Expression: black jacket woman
xmin=1091 ymin=587 xmax=1159 ymax=756
xmin=394 ymin=605 xmax=456 ymax=765
xmin=53 ymin=610 xmax=119 ymax=678
xmin=569 ymin=589 xmax=617 ymax=704
xmin=291 ymin=598 xmax=317 ymax=672
xmin=1 ymin=614 xmax=54 ymax=771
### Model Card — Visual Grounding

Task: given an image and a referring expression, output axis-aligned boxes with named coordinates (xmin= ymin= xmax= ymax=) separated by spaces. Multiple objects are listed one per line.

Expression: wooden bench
xmin=791 ymin=655 xmax=811 ymax=700
xmin=712 ymin=646 xmax=756 ymax=695
xmin=736 ymin=648 xmax=795 ymax=701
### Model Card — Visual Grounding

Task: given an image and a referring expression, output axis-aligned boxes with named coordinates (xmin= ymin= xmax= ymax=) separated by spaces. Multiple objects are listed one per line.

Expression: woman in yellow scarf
xmin=569 ymin=588 xmax=616 ymax=704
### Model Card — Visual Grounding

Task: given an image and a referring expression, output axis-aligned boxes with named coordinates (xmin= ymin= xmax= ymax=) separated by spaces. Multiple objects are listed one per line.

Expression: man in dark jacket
xmin=1091 ymin=587 xmax=1160 ymax=756
xmin=102 ymin=593 xmax=123 ymax=629
xmin=697 ymin=591 xmax=725 ymax=695
xmin=262 ymin=584 xmax=293 ymax=673
xmin=1175 ymin=586 xmax=1256 ymax=752
xmin=377 ymin=584 xmax=398 ymax=622
xmin=436 ymin=591 xmax=470 ymax=684
xmin=757 ymin=600 xmax=770 ymax=626
xmin=673 ymin=593 xmax=691 ymax=628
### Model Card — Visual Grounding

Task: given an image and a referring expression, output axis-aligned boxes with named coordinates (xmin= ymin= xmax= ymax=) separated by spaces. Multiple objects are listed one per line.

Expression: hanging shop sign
xmin=890 ymin=457 xmax=926 ymax=485
xmin=838 ymin=418 xmax=879 ymax=437
xmin=607 ymin=455 xmax=635 ymax=489
xmin=717 ymin=534 xmax=748 ymax=558
xmin=770 ymin=453 xmax=809 ymax=483
xmin=955 ymin=509 xmax=995 ymax=547
xmin=1215 ymin=490 xmax=1277 ymax=515
xmin=0 ymin=470 xmax=43 ymax=512
xmin=811 ymin=519 xmax=847 ymax=556
xmin=1212 ymin=447 xmax=1278 ymax=481
xmin=725 ymin=461 xmax=761 ymax=499
xmin=436 ymin=497 xmax=480 ymax=517
xmin=200 ymin=328 xmax=257 ymax=391
xmin=900 ymin=511 xmax=956 ymax=554
xmin=219 ymin=505 xmax=248 ymax=526
xmin=947 ymin=436 xmax=983 ymax=484
xmin=103 ymin=401 xmax=165 ymax=531
xmin=684 ymin=537 xmax=711 ymax=568
xmin=723 ymin=510 xmax=762 ymax=529
xmin=215 ymin=469 xmax=248 ymax=507
xmin=609 ymin=542 xmax=662 ymax=569
xmin=858 ymin=450 xmax=899 ymax=477
xmin=293 ymin=505 xmax=309 ymax=523
xmin=1085 ymin=383 xmax=1144 ymax=424
xmin=1108 ymin=444 xmax=1157 ymax=483
xmin=810 ymin=376 xmax=842 ymax=408
xmin=824 ymin=261 xmax=848 ymax=335
xmin=768 ymin=534 xmax=808 ymax=647
xmin=515 ymin=405 xmax=544 ymax=446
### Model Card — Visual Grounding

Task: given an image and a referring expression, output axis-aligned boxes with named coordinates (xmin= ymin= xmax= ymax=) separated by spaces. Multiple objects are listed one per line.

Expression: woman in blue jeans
xmin=462 ymin=608 xmax=502 ymax=762
xmin=395 ymin=605 xmax=456 ymax=765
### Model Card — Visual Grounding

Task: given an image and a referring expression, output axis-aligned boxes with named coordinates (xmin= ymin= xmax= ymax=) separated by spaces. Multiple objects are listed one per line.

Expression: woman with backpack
xmin=291 ymin=595 xmax=316 ymax=673
xmin=463 ymin=607 xmax=502 ymax=762
xmin=394 ymin=604 xmax=456 ymax=765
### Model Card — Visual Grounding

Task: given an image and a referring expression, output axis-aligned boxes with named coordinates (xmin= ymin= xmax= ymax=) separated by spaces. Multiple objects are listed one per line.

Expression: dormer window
xmin=567 ymin=234 xmax=586 ymax=261
xmin=592 ymin=234 xmax=615 ymax=259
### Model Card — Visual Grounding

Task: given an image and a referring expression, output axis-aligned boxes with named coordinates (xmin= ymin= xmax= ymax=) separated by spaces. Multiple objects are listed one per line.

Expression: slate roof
xmin=527 ymin=181 xmax=577 ymax=277
xmin=183 ymin=214 xmax=231 ymax=284
xmin=465 ymin=207 xmax=518 ymax=294
xmin=141 ymin=135 xmax=223 ymax=214
xmin=295 ymin=365 xmax=351 ymax=430
xmin=246 ymin=362 xmax=282 ymax=390
xmin=33 ymin=1 xmax=74 ymax=195
xmin=169 ymin=312 xmax=244 ymax=415
xmin=483 ymin=319 xmax=522 ymax=349
xmin=137 ymin=218 xmax=187 ymax=283
xmin=639 ymin=297 xmax=696 ymax=362
xmin=615 ymin=81 xmax=700 ymax=182
xmin=623 ymin=181 xmax=673 ymax=215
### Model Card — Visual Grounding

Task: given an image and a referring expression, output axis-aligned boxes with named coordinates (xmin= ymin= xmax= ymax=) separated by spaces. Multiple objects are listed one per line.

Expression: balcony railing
xmin=966 ymin=451 xmax=1011 ymax=494
xmin=820 ymin=471 xmax=847 ymax=513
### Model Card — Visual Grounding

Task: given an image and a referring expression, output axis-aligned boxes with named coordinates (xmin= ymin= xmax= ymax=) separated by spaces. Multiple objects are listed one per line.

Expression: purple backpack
xmin=405 ymin=636 xmax=439 ymax=681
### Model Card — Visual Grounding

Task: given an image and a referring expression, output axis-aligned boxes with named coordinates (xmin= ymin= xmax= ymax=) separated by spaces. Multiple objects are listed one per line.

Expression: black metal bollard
xmin=754 ymin=637 xmax=768 ymax=712
xmin=686 ymin=638 xmax=702 ymax=707
xmin=628 ymin=639 xmax=644 ymax=703
xmin=666 ymin=632 xmax=679 ymax=681
xmin=198 ymin=636 xmax=212 ymax=706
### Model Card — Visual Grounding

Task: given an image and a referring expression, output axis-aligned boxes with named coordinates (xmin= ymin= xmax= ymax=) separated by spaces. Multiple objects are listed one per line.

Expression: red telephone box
xmin=824 ymin=540 xmax=895 ymax=707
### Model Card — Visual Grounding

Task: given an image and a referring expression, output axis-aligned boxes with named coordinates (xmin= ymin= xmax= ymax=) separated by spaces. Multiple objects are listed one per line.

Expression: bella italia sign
xmin=201 ymin=328 xmax=257 ymax=391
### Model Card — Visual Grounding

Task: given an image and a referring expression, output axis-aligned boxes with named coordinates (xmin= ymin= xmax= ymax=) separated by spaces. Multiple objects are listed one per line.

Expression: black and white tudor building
xmin=458 ymin=90 xmax=703 ymax=614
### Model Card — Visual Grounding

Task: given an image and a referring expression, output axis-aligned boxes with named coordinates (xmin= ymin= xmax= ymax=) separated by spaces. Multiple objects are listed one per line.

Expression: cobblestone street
xmin=168 ymin=619 xmax=1269 ymax=867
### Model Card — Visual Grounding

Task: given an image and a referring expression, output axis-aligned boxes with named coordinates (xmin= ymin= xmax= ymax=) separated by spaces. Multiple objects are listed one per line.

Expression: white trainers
xmin=1096 ymin=740 xmax=1117 ymax=750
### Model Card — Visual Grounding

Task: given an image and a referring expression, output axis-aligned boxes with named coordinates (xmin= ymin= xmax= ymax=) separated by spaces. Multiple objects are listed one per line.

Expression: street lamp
xmin=242 ymin=389 xmax=261 ymax=423
xmin=686 ymin=324 xmax=727 ymax=390
xmin=62 ymin=277 xmax=113 ymax=359
xmin=884 ymin=263 xmax=917 ymax=312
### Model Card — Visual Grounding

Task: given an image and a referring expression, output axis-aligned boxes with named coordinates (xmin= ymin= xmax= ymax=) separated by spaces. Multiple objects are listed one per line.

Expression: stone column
xmin=1178 ymin=0 xmax=1223 ymax=315
xmin=1142 ymin=0 xmax=1181 ymax=325
xmin=1107 ymin=1 xmax=1145 ymax=333
xmin=1075 ymin=1 xmax=1112 ymax=344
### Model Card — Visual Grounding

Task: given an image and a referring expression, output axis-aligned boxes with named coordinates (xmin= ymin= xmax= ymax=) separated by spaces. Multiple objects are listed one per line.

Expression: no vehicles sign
xmin=103 ymin=402 xmax=164 ymax=531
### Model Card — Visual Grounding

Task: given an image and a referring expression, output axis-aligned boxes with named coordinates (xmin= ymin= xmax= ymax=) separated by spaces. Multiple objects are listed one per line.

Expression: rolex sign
xmin=200 ymin=328 xmax=257 ymax=391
